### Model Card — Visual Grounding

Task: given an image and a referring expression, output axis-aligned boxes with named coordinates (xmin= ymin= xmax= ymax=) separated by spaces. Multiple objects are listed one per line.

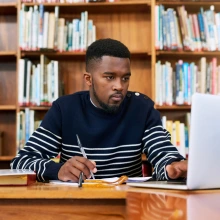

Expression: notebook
xmin=127 ymin=93 xmax=220 ymax=190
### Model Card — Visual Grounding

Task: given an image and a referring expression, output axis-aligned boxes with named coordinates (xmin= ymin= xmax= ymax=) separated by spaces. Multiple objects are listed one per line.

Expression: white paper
xmin=0 ymin=169 xmax=35 ymax=176
xmin=49 ymin=180 xmax=78 ymax=186
xmin=49 ymin=176 xmax=152 ymax=186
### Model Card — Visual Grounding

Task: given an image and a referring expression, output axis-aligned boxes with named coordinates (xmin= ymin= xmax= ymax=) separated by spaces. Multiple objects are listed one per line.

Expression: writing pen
xmin=76 ymin=134 xmax=95 ymax=179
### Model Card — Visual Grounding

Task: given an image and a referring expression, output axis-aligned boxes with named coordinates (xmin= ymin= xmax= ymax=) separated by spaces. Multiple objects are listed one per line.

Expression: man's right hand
xmin=58 ymin=156 xmax=97 ymax=182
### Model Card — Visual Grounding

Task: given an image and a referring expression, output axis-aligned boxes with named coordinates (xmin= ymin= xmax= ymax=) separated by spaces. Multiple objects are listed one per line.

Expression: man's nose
xmin=113 ymin=79 xmax=123 ymax=91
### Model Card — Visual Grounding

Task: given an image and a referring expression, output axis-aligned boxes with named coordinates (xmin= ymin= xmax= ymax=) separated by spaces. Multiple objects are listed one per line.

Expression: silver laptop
xmin=128 ymin=93 xmax=220 ymax=190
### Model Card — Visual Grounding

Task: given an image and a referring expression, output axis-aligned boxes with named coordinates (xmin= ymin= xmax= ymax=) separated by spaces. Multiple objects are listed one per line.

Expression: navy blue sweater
xmin=11 ymin=91 xmax=185 ymax=181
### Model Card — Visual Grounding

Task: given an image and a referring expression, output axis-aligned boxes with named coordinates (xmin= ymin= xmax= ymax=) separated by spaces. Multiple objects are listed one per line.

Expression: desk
xmin=127 ymin=188 xmax=220 ymax=220
xmin=1 ymin=183 xmax=220 ymax=219
xmin=0 ymin=183 xmax=127 ymax=220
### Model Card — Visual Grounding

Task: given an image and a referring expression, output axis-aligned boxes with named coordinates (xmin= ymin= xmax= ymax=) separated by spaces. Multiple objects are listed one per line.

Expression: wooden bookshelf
xmin=0 ymin=0 xmax=18 ymax=165
xmin=0 ymin=105 xmax=16 ymax=110
xmin=0 ymin=51 xmax=17 ymax=56
xmin=156 ymin=105 xmax=191 ymax=110
xmin=1 ymin=0 xmax=218 ymax=167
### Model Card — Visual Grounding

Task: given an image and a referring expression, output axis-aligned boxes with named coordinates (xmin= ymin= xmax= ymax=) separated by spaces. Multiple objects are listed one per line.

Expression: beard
xmin=92 ymin=82 xmax=122 ymax=114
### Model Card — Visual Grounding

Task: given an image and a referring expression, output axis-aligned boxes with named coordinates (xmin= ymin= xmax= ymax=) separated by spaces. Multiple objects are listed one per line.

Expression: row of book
xmin=155 ymin=57 xmax=220 ymax=106
xmin=20 ymin=5 xmax=96 ymax=52
xmin=18 ymin=55 xmax=64 ymax=107
xmin=21 ymin=0 xmax=116 ymax=3
xmin=162 ymin=113 xmax=191 ymax=158
xmin=155 ymin=5 xmax=220 ymax=51
xmin=16 ymin=109 xmax=42 ymax=152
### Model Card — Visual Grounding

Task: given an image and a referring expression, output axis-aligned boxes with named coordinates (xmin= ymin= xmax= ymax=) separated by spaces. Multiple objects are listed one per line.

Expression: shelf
xmin=23 ymin=1 xmax=150 ymax=7
xmin=157 ymin=1 xmax=220 ymax=6
xmin=21 ymin=50 xmax=150 ymax=59
xmin=0 ymin=2 xmax=17 ymax=7
xmin=156 ymin=51 xmax=220 ymax=57
xmin=156 ymin=1 xmax=220 ymax=11
xmin=0 ymin=105 xmax=16 ymax=111
xmin=0 ymin=156 xmax=14 ymax=161
xmin=156 ymin=105 xmax=191 ymax=110
xmin=0 ymin=2 xmax=17 ymax=14
xmin=22 ymin=1 xmax=150 ymax=13
xmin=0 ymin=51 xmax=16 ymax=57
xmin=19 ymin=106 xmax=51 ymax=111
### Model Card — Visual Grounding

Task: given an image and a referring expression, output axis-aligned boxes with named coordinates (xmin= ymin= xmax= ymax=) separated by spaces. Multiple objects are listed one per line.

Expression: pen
xmin=76 ymin=134 xmax=95 ymax=179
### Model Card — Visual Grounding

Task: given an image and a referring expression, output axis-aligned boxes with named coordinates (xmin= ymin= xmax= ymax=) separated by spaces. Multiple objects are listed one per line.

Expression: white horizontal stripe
xmin=61 ymin=152 xmax=73 ymax=159
xmin=31 ymin=136 xmax=58 ymax=150
xmin=96 ymin=157 xmax=141 ymax=167
xmin=62 ymin=143 xmax=142 ymax=151
xmin=152 ymin=151 xmax=179 ymax=165
xmin=62 ymin=148 xmax=81 ymax=154
xmin=151 ymin=146 xmax=178 ymax=160
xmin=145 ymin=140 xmax=171 ymax=153
xmin=39 ymin=126 xmax=62 ymax=139
xmin=94 ymin=165 xmax=141 ymax=177
xmin=96 ymin=160 xmax=142 ymax=172
xmin=142 ymin=131 xmax=166 ymax=141
xmin=144 ymin=135 xmax=168 ymax=148
xmin=34 ymin=130 xmax=62 ymax=144
xmin=94 ymin=153 xmax=141 ymax=162
xmin=144 ymin=125 xmax=163 ymax=133
xmin=85 ymin=148 xmax=140 ymax=157
xmin=27 ymin=141 xmax=57 ymax=154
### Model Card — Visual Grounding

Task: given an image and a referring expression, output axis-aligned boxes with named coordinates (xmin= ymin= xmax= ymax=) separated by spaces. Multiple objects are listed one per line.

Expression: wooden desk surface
xmin=0 ymin=182 xmax=128 ymax=199
xmin=127 ymin=188 xmax=220 ymax=220
xmin=1 ymin=183 xmax=220 ymax=219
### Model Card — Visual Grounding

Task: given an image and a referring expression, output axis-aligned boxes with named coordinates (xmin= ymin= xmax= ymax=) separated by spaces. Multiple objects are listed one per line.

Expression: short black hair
xmin=86 ymin=38 xmax=130 ymax=72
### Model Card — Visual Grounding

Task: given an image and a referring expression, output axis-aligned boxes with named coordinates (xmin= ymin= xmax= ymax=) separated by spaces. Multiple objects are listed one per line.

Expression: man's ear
xmin=84 ymin=72 xmax=92 ymax=86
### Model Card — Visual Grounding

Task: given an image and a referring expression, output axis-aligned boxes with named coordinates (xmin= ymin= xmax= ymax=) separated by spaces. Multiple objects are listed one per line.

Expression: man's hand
xmin=166 ymin=160 xmax=188 ymax=179
xmin=58 ymin=156 xmax=97 ymax=182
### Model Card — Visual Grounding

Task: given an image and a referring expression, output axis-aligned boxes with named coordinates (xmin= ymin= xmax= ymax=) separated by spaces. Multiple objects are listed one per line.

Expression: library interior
xmin=0 ymin=0 xmax=220 ymax=219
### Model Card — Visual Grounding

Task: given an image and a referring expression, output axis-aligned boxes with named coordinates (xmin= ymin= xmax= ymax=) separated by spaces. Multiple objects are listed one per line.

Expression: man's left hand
xmin=166 ymin=160 xmax=188 ymax=179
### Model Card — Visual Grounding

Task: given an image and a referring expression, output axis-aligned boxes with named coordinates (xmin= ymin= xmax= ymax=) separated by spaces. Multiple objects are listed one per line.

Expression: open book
xmin=0 ymin=169 xmax=36 ymax=186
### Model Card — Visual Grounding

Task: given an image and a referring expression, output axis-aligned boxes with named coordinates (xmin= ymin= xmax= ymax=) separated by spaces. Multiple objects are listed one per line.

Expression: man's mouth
xmin=110 ymin=94 xmax=123 ymax=102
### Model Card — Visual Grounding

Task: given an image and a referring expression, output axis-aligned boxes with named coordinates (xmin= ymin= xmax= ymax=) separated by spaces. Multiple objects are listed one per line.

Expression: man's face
xmin=89 ymin=56 xmax=131 ymax=114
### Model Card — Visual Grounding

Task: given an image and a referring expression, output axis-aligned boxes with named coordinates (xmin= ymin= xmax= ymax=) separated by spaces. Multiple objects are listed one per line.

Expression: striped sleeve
xmin=10 ymin=101 xmax=63 ymax=181
xmin=142 ymin=106 xmax=185 ymax=180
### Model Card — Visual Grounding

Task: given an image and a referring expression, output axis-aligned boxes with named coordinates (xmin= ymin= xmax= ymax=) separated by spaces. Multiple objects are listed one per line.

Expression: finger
xmin=166 ymin=165 xmax=180 ymax=179
xmin=59 ymin=167 xmax=79 ymax=182
xmin=90 ymin=160 xmax=96 ymax=167
xmin=75 ymin=156 xmax=97 ymax=173
xmin=59 ymin=158 xmax=84 ymax=182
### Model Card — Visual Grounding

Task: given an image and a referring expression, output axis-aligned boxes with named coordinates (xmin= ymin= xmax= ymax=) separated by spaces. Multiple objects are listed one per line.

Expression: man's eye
xmin=123 ymin=77 xmax=130 ymax=81
xmin=106 ymin=76 xmax=114 ymax=80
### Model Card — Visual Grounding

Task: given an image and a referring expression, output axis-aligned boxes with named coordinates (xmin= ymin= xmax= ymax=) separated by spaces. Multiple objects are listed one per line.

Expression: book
xmin=0 ymin=169 xmax=36 ymax=186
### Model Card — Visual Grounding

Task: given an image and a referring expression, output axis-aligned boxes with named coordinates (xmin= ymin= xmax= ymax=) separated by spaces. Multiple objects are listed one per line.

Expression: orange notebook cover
xmin=0 ymin=169 xmax=36 ymax=186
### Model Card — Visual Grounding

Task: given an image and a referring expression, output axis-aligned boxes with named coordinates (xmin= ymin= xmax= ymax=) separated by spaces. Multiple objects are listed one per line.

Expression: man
xmin=11 ymin=38 xmax=187 ymax=182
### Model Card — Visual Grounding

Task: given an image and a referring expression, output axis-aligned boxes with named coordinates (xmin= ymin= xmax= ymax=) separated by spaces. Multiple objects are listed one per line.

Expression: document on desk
xmin=49 ymin=180 xmax=78 ymax=186
xmin=49 ymin=176 xmax=152 ymax=186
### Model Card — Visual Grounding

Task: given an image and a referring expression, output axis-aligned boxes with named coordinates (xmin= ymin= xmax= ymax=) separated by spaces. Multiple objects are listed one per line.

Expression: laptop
xmin=127 ymin=93 xmax=220 ymax=190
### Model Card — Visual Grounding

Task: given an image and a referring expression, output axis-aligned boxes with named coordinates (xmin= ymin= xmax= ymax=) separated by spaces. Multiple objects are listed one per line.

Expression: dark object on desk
xmin=142 ymin=160 xmax=152 ymax=177
xmin=78 ymin=172 xmax=83 ymax=187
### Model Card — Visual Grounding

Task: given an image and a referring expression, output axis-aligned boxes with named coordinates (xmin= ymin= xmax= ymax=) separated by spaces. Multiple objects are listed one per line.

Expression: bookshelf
xmin=0 ymin=0 xmax=219 ymax=168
